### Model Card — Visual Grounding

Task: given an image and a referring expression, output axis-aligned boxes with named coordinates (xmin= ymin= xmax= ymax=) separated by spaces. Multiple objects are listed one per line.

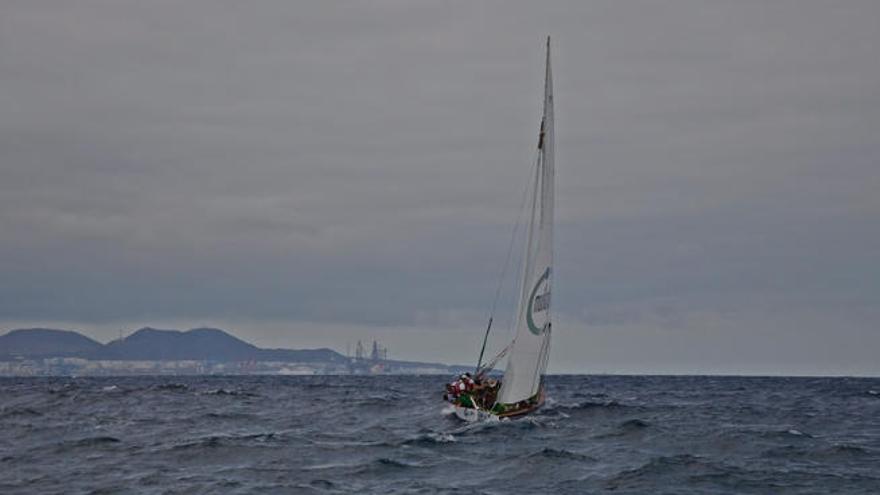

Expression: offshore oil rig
xmin=347 ymin=339 xmax=388 ymax=374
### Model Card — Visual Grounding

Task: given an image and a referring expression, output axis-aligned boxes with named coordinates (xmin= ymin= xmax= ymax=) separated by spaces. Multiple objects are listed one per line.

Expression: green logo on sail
xmin=526 ymin=267 xmax=551 ymax=335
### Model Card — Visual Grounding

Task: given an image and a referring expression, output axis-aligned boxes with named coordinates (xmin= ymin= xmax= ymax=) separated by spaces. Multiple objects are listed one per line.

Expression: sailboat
xmin=447 ymin=37 xmax=555 ymax=422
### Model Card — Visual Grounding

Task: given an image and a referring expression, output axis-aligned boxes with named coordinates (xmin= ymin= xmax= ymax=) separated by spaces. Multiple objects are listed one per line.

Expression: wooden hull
xmin=497 ymin=396 xmax=544 ymax=418
xmin=496 ymin=388 xmax=545 ymax=418
xmin=451 ymin=388 xmax=545 ymax=422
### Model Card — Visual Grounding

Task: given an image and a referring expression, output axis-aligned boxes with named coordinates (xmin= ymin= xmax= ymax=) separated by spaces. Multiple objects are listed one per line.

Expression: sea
xmin=1 ymin=375 xmax=879 ymax=494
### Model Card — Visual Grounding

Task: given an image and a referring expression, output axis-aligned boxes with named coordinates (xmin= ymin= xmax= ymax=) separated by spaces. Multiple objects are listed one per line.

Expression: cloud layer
xmin=2 ymin=1 xmax=878 ymax=373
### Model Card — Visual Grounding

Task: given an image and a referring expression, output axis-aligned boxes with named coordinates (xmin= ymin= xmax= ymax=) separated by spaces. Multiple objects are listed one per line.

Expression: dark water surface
xmin=1 ymin=375 xmax=879 ymax=494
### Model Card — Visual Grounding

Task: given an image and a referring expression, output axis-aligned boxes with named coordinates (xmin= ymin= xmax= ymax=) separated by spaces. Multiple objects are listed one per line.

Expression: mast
xmin=496 ymin=37 xmax=555 ymax=405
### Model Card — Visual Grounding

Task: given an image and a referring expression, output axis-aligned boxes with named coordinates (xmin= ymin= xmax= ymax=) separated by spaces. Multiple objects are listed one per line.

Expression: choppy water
xmin=1 ymin=375 xmax=879 ymax=494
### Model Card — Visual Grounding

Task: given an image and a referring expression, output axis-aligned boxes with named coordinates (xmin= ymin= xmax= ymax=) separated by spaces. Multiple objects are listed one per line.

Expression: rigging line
xmin=477 ymin=145 xmax=541 ymax=372
xmin=489 ymin=145 xmax=541 ymax=321
xmin=475 ymin=318 xmax=492 ymax=373
xmin=477 ymin=340 xmax=513 ymax=378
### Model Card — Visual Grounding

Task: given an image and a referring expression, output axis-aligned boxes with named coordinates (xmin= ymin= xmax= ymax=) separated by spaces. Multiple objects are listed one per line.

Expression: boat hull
xmin=451 ymin=389 xmax=545 ymax=422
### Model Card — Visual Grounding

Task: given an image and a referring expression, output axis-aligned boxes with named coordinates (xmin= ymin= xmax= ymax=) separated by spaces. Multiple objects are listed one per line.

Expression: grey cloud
xmin=1 ymin=1 xmax=878 ymax=373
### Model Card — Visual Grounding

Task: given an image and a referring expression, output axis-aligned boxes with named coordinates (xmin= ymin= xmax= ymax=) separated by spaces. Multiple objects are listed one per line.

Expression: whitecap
xmin=427 ymin=432 xmax=456 ymax=443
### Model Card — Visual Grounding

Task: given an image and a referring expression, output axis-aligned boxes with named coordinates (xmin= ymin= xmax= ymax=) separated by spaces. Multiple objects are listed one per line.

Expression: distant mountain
xmin=99 ymin=327 xmax=262 ymax=361
xmin=0 ymin=326 xmax=348 ymax=363
xmin=0 ymin=328 xmax=103 ymax=358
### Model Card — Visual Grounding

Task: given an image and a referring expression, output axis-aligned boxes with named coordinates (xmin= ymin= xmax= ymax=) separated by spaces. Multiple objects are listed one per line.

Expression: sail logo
xmin=526 ymin=267 xmax=551 ymax=335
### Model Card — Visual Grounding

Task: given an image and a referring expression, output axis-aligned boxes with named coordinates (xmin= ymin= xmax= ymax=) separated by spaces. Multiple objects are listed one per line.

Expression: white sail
xmin=497 ymin=38 xmax=555 ymax=405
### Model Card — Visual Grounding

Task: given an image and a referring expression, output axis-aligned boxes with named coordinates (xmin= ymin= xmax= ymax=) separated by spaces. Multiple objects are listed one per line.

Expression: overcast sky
xmin=1 ymin=1 xmax=878 ymax=374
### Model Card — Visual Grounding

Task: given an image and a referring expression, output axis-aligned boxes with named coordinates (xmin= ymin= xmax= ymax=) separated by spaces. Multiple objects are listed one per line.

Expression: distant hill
xmin=99 ymin=327 xmax=262 ymax=361
xmin=0 ymin=328 xmax=103 ymax=359
xmin=0 ymin=326 xmax=348 ymax=363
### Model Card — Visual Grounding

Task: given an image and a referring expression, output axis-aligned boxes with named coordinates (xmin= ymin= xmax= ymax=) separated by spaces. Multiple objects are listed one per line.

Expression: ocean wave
xmin=375 ymin=457 xmax=425 ymax=469
xmin=0 ymin=407 xmax=43 ymax=419
xmin=75 ymin=435 xmax=121 ymax=445
xmin=527 ymin=447 xmax=596 ymax=462
xmin=301 ymin=461 xmax=361 ymax=471
xmin=823 ymin=444 xmax=872 ymax=456
xmin=169 ymin=436 xmax=225 ymax=451
xmin=201 ymin=388 xmax=259 ymax=397
xmin=620 ymin=418 xmax=651 ymax=429
xmin=346 ymin=456 xmax=431 ymax=475
xmin=202 ymin=411 xmax=256 ymax=420
xmin=594 ymin=418 xmax=652 ymax=439
xmin=4 ymin=374 xmax=880 ymax=493
xmin=55 ymin=436 xmax=122 ymax=451
xmin=572 ymin=392 xmax=609 ymax=399
xmin=309 ymin=438 xmax=387 ymax=449
xmin=402 ymin=432 xmax=456 ymax=446
xmin=761 ymin=428 xmax=812 ymax=439
xmin=167 ymin=431 xmax=280 ymax=451
xmin=604 ymin=454 xmax=725 ymax=489
xmin=351 ymin=394 xmax=409 ymax=407
xmin=305 ymin=478 xmax=337 ymax=490
xmin=554 ymin=399 xmax=640 ymax=413
xmin=237 ymin=432 xmax=279 ymax=443
xmin=721 ymin=424 xmax=814 ymax=441
xmin=151 ymin=383 xmax=189 ymax=392
xmin=48 ymin=384 xmax=79 ymax=394
xmin=763 ymin=444 xmax=873 ymax=461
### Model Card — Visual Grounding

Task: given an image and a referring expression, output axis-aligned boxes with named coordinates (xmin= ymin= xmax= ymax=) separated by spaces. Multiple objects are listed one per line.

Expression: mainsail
xmin=496 ymin=37 xmax=555 ymax=406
